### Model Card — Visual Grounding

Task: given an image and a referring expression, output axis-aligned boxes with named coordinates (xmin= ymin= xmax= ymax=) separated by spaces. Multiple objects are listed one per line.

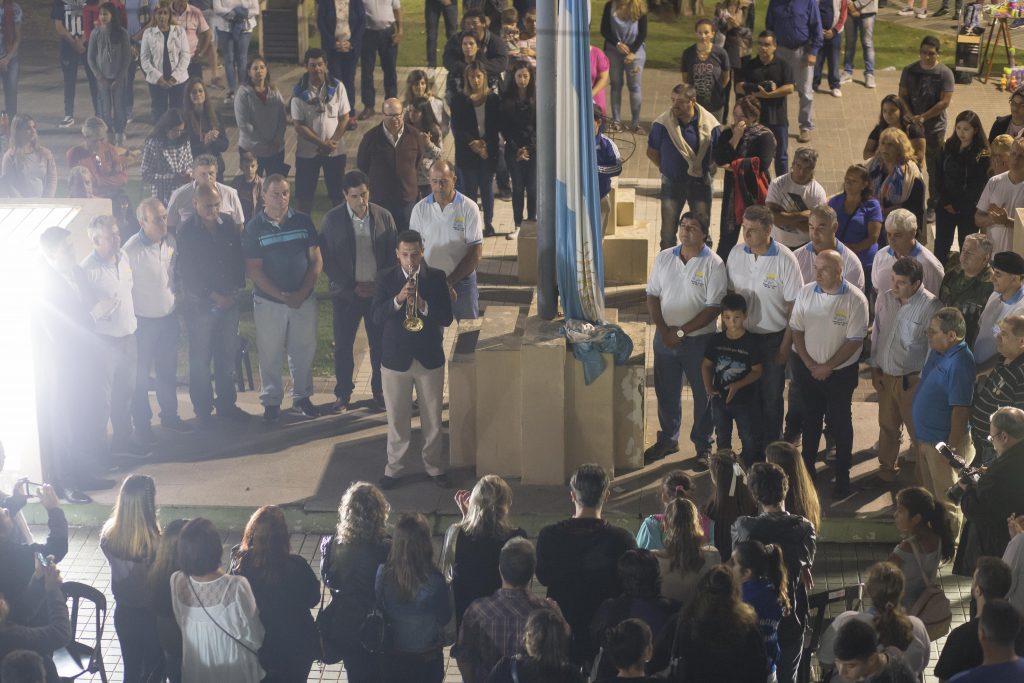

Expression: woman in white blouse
xmin=212 ymin=0 xmax=259 ymax=99
xmin=170 ymin=518 xmax=264 ymax=683
xmin=139 ymin=1 xmax=190 ymax=123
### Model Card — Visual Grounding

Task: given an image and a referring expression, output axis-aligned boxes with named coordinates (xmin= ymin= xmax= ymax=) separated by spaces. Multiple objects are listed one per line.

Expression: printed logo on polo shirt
xmin=690 ymin=270 xmax=706 ymax=287
xmin=452 ymin=216 xmax=466 ymax=233
xmin=833 ymin=308 xmax=849 ymax=326
xmin=761 ymin=273 xmax=779 ymax=290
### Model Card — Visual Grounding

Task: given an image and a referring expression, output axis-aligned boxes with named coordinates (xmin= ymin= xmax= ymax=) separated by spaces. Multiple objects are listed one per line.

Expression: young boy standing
xmin=702 ymin=292 xmax=765 ymax=466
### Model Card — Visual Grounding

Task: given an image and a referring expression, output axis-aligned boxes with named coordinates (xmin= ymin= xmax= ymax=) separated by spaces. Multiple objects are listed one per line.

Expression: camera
xmin=935 ymin=442 xmax=982 ymax=504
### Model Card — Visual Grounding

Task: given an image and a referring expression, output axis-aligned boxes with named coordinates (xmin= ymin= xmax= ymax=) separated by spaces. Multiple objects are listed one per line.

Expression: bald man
xmin=356 ymin=97 xmax=424 ymax=232
xmin=790 ymin=249 xmax=870 ymax=497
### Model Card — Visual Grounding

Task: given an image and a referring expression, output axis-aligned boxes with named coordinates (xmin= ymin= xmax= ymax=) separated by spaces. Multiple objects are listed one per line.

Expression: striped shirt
xmin=870 ymin=286 xmax=941 ymax=376
xmin=970 ymin=354 xmax=1024 ymax=437
xmin=241 ymin=208 xmax=319 ymax=299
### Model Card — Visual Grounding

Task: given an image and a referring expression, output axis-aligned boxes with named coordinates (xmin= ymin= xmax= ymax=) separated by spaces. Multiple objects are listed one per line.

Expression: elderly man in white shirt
xmin=727 ymin=204 xmax=805 ymax=444
xmin=791 ymin=249 xmax=869 ymax=498
xmin=871 ymin=208 xmax=944 ymax=297
xmin=122 ymin=198 xmax=193 ymax=442
xmin=80 ymin=216 xmax=150 ymax=458
xmin=166 ymin=154 xmax=245 ymax=231
xmin=869 ymin=256 xmax=940 ymax=483
xmin=410 ymin=159 xmax=483 ymax=319
xmin=645 ymin=211 xmax=728 ymax=468
xmin=974 ymin=251 xmax=1024 ymax=371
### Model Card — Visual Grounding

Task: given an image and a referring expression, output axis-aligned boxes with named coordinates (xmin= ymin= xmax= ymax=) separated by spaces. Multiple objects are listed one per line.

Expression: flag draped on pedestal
xmin=555 ymin=0 xmax=605 ymax=323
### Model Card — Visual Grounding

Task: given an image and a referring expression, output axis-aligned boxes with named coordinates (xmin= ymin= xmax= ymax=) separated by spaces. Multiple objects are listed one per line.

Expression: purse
xmin=907 ymin=539 xmax=952 ymax=641
xmin=358 ymin=569 xmax=392 ymax=654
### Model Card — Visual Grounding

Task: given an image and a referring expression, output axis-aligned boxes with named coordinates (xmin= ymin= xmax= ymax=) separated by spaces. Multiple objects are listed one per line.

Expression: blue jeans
xmin=133 ymin=314 xmax=180 ymax=427
xmin=452 ymin=272 xmax=479 ymax=320
xmin=217 ymin=28 xmax=252 ymax=94
xmin=326 ymin=45 xmax=359 ymax=110
xmin=148 ymin=82 xmax=185 ymax=124
xmin=604 ymin=45 xmax=645 ymax=127
xmin=776 ymin=45 xmax=813 ymax=133
xmin=812 ymin=31 xmax=842 ymax=90
xmin=659 ymin=175 xmax=712 ymax=250
xmin=424 ymin=0 xmax=458 ymax=67
xmin=0 ymin=54 xmax=19 ymax=114
xmin=361 ymin=26 xmax=399 ymax=109
xmin=843 ymin=14 xmax=875 ymax=75
xmin=459 ymin=167 xmax=495 ymax=229
xmin=96 ymin=76 xmax=128 ymax=135
xmin=711 ymin=395 xmax=763 ymax=467
xmin=185 ymin=303 xmax=240 ymax=416
xmin=653 ymin=333 xmax=714 ymax=451
xmin=766 ymin=124 xmax=790 ymax=176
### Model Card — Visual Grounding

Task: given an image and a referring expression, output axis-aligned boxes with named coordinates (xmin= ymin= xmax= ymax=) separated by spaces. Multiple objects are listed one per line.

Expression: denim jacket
xmin=376 ymin=565 xmax=452 ymax=653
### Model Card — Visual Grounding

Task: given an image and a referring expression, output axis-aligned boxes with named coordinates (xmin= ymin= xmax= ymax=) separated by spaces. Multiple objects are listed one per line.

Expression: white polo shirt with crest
xmin=726 ymin=239 xmax=804 ymax=334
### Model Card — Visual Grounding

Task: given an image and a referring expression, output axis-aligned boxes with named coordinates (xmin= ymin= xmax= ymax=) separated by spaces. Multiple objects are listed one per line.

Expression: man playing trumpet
xmin=372 ymin=229 xmax=454 ymax=489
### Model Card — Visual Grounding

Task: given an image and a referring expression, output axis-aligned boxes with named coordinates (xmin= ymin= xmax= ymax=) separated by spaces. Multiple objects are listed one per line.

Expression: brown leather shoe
xmin=357 ymin=107 xmax=375 ymax=121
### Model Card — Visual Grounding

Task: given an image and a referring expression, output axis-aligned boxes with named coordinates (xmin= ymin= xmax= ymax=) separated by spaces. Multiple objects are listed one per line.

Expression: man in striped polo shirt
xmin=869 ymin=256 xmax=940 ymax=483
xmin=970 ymin=315 xmax=1024 ymax=465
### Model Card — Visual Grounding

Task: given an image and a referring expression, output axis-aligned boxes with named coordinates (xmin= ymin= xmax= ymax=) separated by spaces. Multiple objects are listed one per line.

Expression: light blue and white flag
xmin=555 ymin=0 xmax=605 ymax=323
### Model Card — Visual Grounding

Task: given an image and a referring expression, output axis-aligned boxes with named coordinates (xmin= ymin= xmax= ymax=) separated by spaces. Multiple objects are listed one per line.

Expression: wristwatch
xmin=676 ymin=328 xmax=686 ymax=339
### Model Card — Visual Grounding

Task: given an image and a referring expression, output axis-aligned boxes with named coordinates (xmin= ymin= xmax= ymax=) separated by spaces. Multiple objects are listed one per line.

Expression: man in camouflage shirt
xmin=939 ymin=233 xmax=994 ymax=347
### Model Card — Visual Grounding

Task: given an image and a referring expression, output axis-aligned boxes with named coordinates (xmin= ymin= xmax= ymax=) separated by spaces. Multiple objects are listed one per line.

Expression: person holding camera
xmin=911 ymin=306 xmax=976 ymax=540
xmin=0 ymin=560 xmax=72 ymax=683
xmin=954 ymin=407 xmax=1024 ymax=580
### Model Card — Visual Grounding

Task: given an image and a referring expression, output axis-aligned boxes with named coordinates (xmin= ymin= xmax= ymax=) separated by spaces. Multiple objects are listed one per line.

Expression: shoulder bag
xmin=907 ymin=539 xmax=952 ymax=641
xmin=438 ymin=523 xmax=461 ymax=647
xmin=186 ymin=576 xmax=262 ymax=659
xmin=358 ymin=568 xmax=392 ymax=654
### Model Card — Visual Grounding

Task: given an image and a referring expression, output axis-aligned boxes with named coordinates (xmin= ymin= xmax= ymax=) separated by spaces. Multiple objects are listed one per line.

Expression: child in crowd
xmin=635 ymin=470 xmax=712 ymax=550
xmin=598 ymin=619 xmax=658 ymax=682
xmin=595 ymin=107 xmax=623 ymax=235
xmin=702 ymin=293 xmax=764 ymax=467
xmin=730 ymin=539 xmax=790 ymax=680
xmin=230 ymin=150 xmax=262 ymax=225
xmin=703 ymin=451 xmax=758 ymax=559
xmin=888 ymin=487 xmax=954 ymax=609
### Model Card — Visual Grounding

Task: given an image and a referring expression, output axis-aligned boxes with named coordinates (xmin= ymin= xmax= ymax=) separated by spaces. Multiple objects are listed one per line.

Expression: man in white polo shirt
xmin=869 ymin=256 xmax=939 ymax=483
xmin=871 ymin=208 xmax=944 ymax=297
xmin=727 ymin=204 xmax=805 ymax=444
xmin=645 ymin=211 xmax=728 ymax=468
xmin=165 ymin=154 xmax=245 ymax=232
xmin=974 ymin=251 xmax=1024 ymax=370
xmin=975 ymin=136 xmax=1024 ymax=255
xmin=766 ymin=147 xmax=828 ymax=250
xmin=791 ymin=249 xmax=869 ymax=497
xmin=80 ymin=216 xmax=149 ymax=459
xmin=410 ymin=159 xmax=483 ymax=320
xmin=122 ymin=198 xmax=193 ymax=443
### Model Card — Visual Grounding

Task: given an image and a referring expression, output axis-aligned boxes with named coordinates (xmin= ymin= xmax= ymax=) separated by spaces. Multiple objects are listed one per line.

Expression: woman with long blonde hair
xmin=319 ymin=482 xmax=391 ymax=683
xmin=230 ymin=506 xmax=320 ymax=682
xmin=765 ymin=440 xmax=821 ymax=531
xmin=377 ymin=513 xmax=451 ymax=683
xmin=868 ymin=127 xmax=926 ymax=237
xmin=1 ymin=114 xmax=56 ymax=198
xmin=445 ymin=475 xmax=526 ymax=626
xmin=100 ymin=474 xmax=165 ymax=682
xmin=656 ymin=498 xmax=721 ymax=605
xmin=451 ymin=61 xmax=501 ymax=236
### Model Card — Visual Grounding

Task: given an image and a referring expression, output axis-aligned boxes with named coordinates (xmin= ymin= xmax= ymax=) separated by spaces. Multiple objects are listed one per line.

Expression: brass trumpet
xmin=403 ymin=268 xmax=424 ymax=332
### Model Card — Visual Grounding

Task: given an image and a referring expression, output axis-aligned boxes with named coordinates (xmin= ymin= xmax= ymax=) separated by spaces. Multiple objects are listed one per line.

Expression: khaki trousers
xmin=876 ymin=373 xmax=918 ymax=480
xmin=382 ymin=359 xmax=445 ymax=478
xmin=917 ymin=434 xmax=974 ymax=539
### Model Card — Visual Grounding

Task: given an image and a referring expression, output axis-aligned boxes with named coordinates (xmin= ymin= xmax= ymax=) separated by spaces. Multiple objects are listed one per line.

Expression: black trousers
xmin=326 ymin=45 xmax=359 ymax=111
xmin=114 ymin=604 xmax=165 ymax=683
xmin=332 ymin=294 xmax=383 ymax=400
xmin=294 ymin=154 xmax=346 ymax=214
xmin=934 ymin=203 xmax=978 ymax=266
xmin=792 ymin=357 xmax=859 ymax=484
xmin=380 ymin=649 xmax=444 ymax=683
xmin=59 ymin=41 xmax=99 ymax=117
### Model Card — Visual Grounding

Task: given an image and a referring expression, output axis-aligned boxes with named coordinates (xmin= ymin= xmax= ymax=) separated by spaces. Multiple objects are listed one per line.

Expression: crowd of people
xmin=3 ymin=456 xmax=1024 ymax=682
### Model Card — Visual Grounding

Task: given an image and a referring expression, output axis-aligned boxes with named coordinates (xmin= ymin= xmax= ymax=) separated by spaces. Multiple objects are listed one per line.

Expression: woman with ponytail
xmin=887 ymin=486 xmax=953 ymax=608
xmin=702 ymin=451 xmax=757 ymax=559
xmin=650 ymin=566 xmax=770 ymax=682
xmin=817 ymin=562 xmax=931 ymax=681
xmin=765 ymin=441 xmax=821 ymax=531
xmin=636 ymin=470 xmax=711 ymax=550
xmin=655 ymin=498 xmax=720 ymax=605
xmin=730 ymin=539 xmax=790 ymax=678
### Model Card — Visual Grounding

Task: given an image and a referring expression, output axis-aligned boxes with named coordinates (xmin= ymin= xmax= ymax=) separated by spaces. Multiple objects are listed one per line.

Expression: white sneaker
xmin=865 ymin=73 xmax=876 ymax=88
xmin=831 ymin=88 xmax=843 ymax=97
xmin=59 ymin=116 xmax=75 ymax=128
xmin=897 ymin=7 xmax=915 ymax=14
xmin=916 ymin=9 xmax=928 ymax=17
xmin=839 ymin=71 xmax=854 ymax=85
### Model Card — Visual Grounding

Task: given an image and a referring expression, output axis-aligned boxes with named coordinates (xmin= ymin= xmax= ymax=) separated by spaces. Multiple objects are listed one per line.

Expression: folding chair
xmin=53 ymin=581 xmax=108 ymax=683
xmin=798 ymin=583 xmax=863 ymax=683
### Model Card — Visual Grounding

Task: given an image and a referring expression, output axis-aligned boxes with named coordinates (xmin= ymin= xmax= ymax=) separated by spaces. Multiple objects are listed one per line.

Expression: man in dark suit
xmin=320 ymin=170 xmax=398 ymax=412
xmin=371 ymin=229 xmax=453 ymax=489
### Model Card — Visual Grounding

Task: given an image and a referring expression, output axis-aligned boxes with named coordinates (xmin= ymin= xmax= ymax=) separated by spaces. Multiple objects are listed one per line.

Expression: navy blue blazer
xmin=371 ymin=263 xmax=453 ymax=372
xmin=317 ymin=0 xmax=366 ymax=53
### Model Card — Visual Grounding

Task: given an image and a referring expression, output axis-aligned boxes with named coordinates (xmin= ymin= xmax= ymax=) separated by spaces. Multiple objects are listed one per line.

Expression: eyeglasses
xmin=383 ymin=113 xmax=403 ymax=118
xmin=988 ymin=432 xmax=1003 ymax=443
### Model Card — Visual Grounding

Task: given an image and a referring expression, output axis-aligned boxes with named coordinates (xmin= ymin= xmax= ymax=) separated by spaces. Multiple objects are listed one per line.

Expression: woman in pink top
xmin=591 ymin=45 xmax=610 ymax=118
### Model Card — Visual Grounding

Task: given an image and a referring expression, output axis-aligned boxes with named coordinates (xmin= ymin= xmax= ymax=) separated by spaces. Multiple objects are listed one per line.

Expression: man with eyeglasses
xmin=989 ymin=88 xmax=1024 ymax=141
xmin=356 ymin=97 xmax=423 ymax=232
xmin=940 ymin=233 xmax=995 ymax=348
xmin=955 ymin=407 xmax=1024 ymax=573
xmin=970 ymin=316 xmax=1024 ymax=466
